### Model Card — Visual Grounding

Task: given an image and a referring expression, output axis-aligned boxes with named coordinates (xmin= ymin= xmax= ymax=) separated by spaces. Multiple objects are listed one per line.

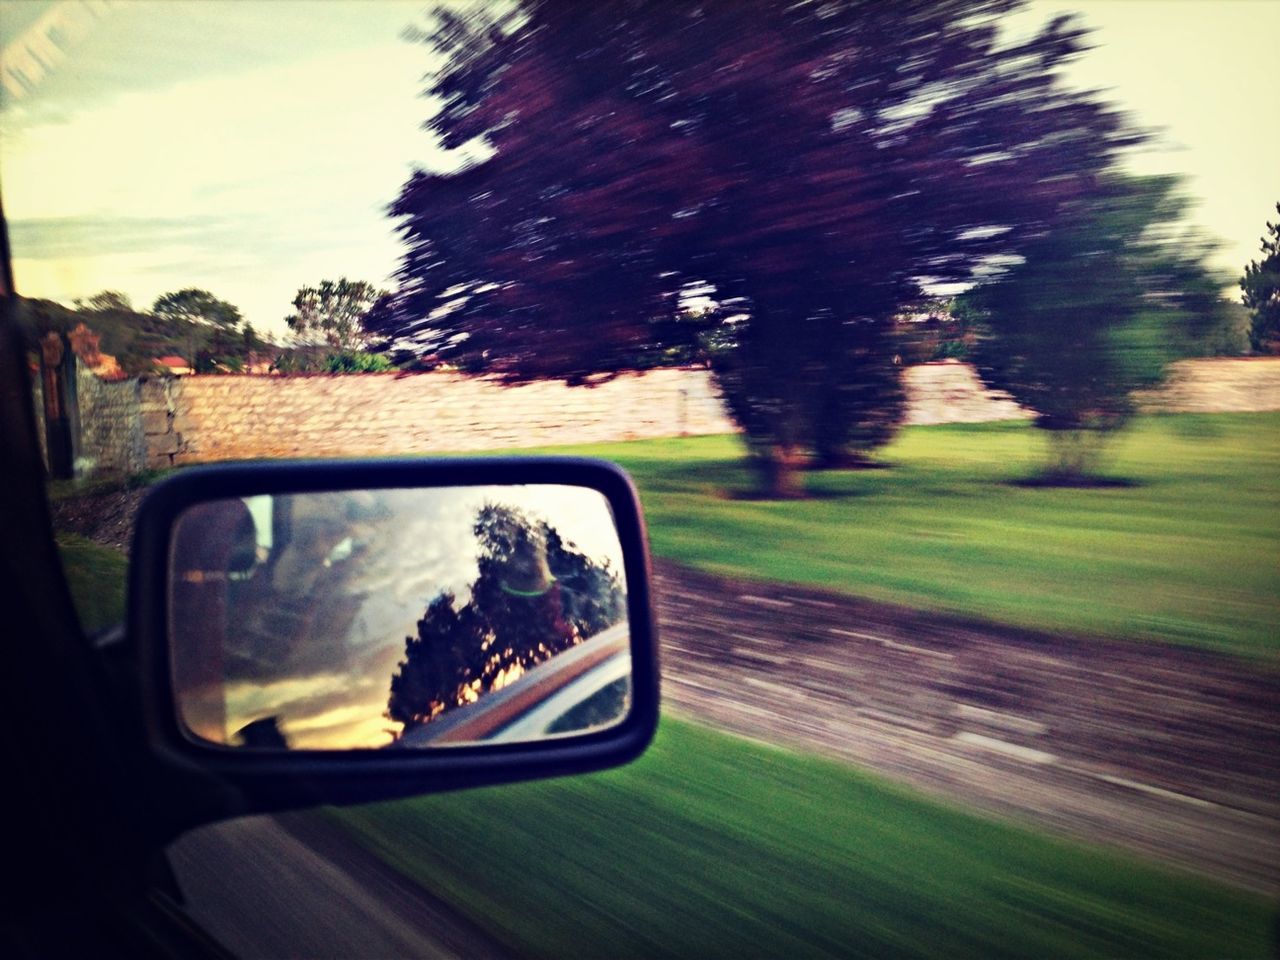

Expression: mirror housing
xmin=127 ymin=457 xmax=659 ymax=822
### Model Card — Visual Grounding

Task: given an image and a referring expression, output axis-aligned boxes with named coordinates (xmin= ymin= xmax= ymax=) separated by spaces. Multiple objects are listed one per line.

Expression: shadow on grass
xmin=720 ymin=486 xmax=877 ymax=501
xmin=1008 ymin=473 xmax=1142 ymax=489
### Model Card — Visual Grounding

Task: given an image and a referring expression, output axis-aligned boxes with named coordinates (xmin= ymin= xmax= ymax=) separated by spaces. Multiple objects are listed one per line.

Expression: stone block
xmin=142 ymin=410 xmax=171 ymax=435
xmin=149 ymin=432 xmax=180 ymax=456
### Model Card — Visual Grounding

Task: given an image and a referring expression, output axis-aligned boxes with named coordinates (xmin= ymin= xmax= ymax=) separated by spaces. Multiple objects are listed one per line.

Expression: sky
xmin=1 ymin=0 xmax=1277 ymax=340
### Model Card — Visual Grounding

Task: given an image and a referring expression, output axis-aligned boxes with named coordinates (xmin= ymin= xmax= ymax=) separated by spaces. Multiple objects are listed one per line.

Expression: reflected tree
xmin=387 ymin=504 xmax=624 ymax=732
xmin=234 ymin=716 xmax=291 ymax=750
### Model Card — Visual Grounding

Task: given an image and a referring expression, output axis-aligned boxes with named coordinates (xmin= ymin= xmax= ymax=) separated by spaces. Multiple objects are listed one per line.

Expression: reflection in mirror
xmin=168 ymin=485 xmax=631 ymax=750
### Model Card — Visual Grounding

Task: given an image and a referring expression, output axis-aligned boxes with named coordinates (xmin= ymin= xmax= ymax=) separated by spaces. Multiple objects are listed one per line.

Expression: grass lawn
xmin=537 ymin=413 xmax=1280 ymax=660
xmin=330 ymin=718 xmax=1272 ymax=959
xmin=56 ymin=532 xmax=126 ymax=634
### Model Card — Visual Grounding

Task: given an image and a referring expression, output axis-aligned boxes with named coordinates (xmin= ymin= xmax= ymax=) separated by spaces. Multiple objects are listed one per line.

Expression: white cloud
xmin=3 ymin=30 xmax=453 ymax=334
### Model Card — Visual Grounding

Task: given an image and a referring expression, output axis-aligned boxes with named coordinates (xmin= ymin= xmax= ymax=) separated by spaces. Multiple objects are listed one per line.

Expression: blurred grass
xmin=329 ymin=718 xmax=1272 ymax=959
xmin=55 ymin=532 xmax=126 ymax=633
xmin=536 ymin=413 xmax=1280 ymax=659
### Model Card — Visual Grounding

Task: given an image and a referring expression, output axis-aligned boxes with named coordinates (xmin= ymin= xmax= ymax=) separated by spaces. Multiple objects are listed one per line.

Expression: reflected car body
xmin=402 ymin=621 xmax=632 ymax=746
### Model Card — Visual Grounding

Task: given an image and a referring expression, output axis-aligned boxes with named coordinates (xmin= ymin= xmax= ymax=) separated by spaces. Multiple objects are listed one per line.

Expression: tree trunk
xmin=1045 ymin=428 xmax=1106 ymax=481
xmin=755 ymin=443 xmax=807 ymax=498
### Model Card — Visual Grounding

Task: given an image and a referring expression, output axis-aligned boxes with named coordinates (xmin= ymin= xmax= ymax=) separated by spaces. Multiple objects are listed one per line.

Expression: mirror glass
xmin=168 ymin=485 xmax=631 ymax=750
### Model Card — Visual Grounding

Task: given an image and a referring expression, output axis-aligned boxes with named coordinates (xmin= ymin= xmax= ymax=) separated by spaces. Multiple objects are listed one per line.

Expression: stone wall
xmin=72 ymin=362 xmax=148 ymax=475
xmin=140 ymin=376 xmax=184 ymax=470
xmin=902 ymin=361 xmax=1028 ymax=426
xmin=35 ymin=356 xmax=1280 ymax=476
xmin=904 ymin=357 xmax=1280 ymax=424
xmin=163 ymin=367 xmax=736 ymax=464
xmin=1137 ymin=357 xmax=1280 ymax=413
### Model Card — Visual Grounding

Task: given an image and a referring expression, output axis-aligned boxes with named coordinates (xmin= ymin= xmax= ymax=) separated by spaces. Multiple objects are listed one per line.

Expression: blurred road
xmin=167 ymin=811 xmax=509 ymax=960
xmin=654 ymin=559 xmax=1280 ymax=896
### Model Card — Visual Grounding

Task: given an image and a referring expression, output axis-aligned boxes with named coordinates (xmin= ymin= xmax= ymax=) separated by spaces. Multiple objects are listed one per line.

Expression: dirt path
xmin=653 ymin=559 xmax=1280 ymax=896
xmin=50 ymin=486 xmax=144 ymax=550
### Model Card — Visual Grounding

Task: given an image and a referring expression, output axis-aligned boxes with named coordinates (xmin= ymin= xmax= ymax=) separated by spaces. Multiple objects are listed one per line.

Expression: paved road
xmin=653 ymin=559 xmax=1280 ymax=896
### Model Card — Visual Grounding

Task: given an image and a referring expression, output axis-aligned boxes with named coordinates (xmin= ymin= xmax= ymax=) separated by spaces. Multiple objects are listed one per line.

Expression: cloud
xmin=2 ymin=13 xmax=457 ymax=331
xmin=8 ymin=215 xmax=241 ymax=259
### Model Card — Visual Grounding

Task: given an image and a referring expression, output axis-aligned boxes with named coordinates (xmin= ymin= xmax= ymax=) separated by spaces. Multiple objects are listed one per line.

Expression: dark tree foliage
xmin=967 ymin=174 xmax=1222 ymax=480
xmin=1240 ymin=204 xmax=1280 ymax=353
xmin=386 ymin=504 xmax=624 ymax=732
xmin=374 ymin=0 xmax=1141 ymax=494
xmin=710 ymin=313 xmax=905 ymax=489
xmin=152 ymin=290 xmax=253 ymax=373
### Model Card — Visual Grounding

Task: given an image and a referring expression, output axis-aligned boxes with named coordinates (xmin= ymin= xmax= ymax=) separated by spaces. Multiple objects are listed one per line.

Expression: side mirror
xmin=128 ymin=457 xmax=659 ymax=821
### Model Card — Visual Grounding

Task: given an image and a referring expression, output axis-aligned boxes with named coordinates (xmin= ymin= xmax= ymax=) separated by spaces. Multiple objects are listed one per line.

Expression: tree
xmin=75 ymin=290 xmax=133 ymax=313
xmin=372 ymin=0 xmax=1141 ymax=495
xmin=53 ymin=291 xmax=192 ymax=375
xmin=242 ymin=322 xmax=262 ymax=353
xmin=967 ymin=174 xmax=1221 ymax=481
xmin=284 ymin=278 xmax=388 ymax=354
xmin=387 ymin=503 xmax=624 ymax=732
xmin=150 ymin=289 xmax=248 ymax=373
xmin=152 ymin=288 xmax=243 ymax=330
xmin=1240 ymin=203 xmax=1280 ymax=353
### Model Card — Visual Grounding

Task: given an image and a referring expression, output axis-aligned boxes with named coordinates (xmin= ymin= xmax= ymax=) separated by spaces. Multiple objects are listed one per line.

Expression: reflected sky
xmin=170 ymin=484 xmax=626 ymax=749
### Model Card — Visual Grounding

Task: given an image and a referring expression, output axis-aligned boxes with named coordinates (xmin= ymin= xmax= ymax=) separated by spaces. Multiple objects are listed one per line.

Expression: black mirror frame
xmin=128 ymin=456 xmax=660 ymax=819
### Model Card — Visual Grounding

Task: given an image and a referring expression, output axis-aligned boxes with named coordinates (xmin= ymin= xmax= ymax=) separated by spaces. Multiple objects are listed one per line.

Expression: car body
xmin=403 ymin=621 xmax=632 ymax=746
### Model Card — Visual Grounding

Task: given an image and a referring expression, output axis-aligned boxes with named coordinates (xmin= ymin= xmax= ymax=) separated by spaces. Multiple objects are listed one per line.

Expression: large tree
xmin=373 ymin=0 xmax=1140 ymax=495
xmin=966 ymin=174 xmax=1222 ymax=480
xmin=1241 ymin=203 xmax=1280 ymax=353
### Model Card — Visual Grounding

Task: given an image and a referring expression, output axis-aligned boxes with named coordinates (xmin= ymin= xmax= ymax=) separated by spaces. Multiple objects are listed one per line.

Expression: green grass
xmin=535 ymin=413 xmax=1280 ymax=659
xmin=329 ymin=718 xmax=1272 ymax=959
xmin=55 ymin=533 xmax=126 ymax=633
